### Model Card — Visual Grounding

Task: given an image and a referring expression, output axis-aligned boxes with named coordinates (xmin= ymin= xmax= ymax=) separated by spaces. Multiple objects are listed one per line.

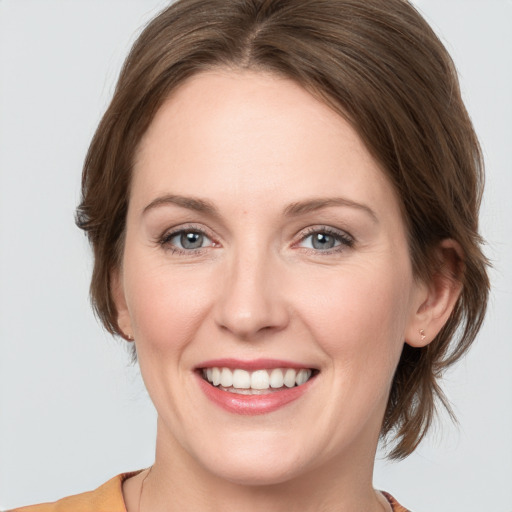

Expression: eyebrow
xmin=143 ymin=194 xmax=378 ymax=223
xmin=143 ymin=194 xmax=221 ymax=219
xmin=284 ymin=197 xmax=378 ymax=223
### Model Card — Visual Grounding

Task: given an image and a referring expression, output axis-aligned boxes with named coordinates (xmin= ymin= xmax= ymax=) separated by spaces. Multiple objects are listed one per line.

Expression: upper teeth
xmin=203 ymin=367 xmax=312 ymax=390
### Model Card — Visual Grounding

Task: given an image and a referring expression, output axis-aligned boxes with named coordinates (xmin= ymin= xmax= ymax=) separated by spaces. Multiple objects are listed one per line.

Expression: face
xmin=115 ymin=70 xmax=426 ymax=485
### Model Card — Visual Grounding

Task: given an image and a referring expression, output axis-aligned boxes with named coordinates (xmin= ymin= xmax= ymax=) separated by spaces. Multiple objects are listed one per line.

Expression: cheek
xmin=123 ymin=254 xmax=213 ymax=355
xmin=123 ymin=258 xmax=217 ymax=415
xmin=294 ymin=262 xmax=412 ymax=372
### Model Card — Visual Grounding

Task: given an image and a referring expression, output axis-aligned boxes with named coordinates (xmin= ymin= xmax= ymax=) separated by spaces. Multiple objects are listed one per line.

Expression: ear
xmin=111 ymin=268 xmax=134 ymax=342
xmin=405 ymin=239 xmax=464 ymax=348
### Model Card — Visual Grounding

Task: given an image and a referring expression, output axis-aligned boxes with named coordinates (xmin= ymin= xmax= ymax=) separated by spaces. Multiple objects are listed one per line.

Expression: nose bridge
xmin=215 ymin=239 xmax=288 ymax=339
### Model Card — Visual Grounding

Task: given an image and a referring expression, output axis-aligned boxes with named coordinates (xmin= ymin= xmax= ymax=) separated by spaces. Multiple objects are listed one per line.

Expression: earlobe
xmin=111 ymin=268 xmax=134 ymax=342
xmin=405 ymin=239 xmax=464 ymax=348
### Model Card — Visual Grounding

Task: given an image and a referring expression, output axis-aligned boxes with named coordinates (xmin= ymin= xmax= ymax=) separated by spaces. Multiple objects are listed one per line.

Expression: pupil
xmin=181 ymin=232 xmax=203 ymax=249
xmin=312 ymin=233 xmax=334 ymax=250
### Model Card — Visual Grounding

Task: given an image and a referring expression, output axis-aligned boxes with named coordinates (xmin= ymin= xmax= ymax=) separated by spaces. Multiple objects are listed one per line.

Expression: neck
xmin=140 ymin=417 xmax=386 ymax=512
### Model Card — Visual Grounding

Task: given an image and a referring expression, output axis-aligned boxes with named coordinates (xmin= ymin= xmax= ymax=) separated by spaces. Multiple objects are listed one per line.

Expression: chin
xmin=191 ymin=432 xmax=313 ymax=487
xmin=202 ymin=456 xmax=306 ymax=487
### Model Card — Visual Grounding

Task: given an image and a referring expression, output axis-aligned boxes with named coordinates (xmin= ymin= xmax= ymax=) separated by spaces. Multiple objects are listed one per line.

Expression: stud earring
xmin=125 ymin=333 xmax=134 ymax=341
xmin=419 ymin=329 xmax=426 ymax=342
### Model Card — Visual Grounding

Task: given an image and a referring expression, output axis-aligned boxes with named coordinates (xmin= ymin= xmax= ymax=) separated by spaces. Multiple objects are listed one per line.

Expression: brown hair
xmin=76 ymin=0 xmax=489 ymax=459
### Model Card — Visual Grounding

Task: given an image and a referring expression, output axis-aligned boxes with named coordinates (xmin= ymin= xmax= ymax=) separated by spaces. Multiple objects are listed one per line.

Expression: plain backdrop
xmin=0 ymin=1 xmax=511 ymax=510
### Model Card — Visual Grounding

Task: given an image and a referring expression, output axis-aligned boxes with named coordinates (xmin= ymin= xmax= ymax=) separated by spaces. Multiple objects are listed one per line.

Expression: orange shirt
xmin=10 ymin=472 xmax=410 ymax=512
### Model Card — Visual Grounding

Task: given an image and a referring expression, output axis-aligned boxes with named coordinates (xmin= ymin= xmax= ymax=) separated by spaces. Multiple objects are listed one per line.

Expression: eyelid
xmin=156 ymin=223 xmax=354 ymax=255
xmin=294 ymin=225 xmax=355 ymax=252
xmin=158 ymin=223 xmax=219 ymax=252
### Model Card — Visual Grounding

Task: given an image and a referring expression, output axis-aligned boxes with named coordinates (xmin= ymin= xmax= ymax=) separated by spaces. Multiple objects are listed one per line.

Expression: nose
xmin=214 ymin=247 xmax=290 ymax=340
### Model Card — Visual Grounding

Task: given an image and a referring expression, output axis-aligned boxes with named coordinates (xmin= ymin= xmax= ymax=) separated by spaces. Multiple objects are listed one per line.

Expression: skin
xmin=116 ymin=70 xmax=461 ymax=512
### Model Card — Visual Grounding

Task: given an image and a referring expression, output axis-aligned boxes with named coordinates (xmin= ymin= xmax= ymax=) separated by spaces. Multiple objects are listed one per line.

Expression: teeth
xmin=296 ymin=369 xmax=310 ymax=386
xmin=202 ymin=367 xmax=313 ymax=392
xmin=232 ymin=369 xmax=251 ymax=389
xmin=251 ymin=370 xmax=269 ymax=390
xmin=212 ymin=367 xmax=221 ymax=386
xmin=284 ymin=368 xmax=296 ymax=388
xmin=269 ymin=368 xmax=284 ymax=388
xmin=220 ymin=368 xmax=233 ymax=387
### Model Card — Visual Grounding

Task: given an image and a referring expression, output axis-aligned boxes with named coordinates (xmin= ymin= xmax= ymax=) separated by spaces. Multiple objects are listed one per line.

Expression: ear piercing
xmin=125 ymin=333 xmax=134 ymax=341
xmin=419 ymin=329 xmax=426 ymax=342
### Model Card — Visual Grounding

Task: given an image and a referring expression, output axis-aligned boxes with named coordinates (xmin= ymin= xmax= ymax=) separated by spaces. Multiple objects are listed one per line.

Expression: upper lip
xmin=195 ymin=358 xmax=317 ymax=371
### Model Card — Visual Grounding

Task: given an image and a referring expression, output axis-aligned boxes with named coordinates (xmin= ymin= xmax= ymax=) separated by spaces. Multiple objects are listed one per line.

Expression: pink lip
xmin=195 ymin=367 xmax=316 ymax=416
xmin=195 ymin=358 xmax=314 ymax=371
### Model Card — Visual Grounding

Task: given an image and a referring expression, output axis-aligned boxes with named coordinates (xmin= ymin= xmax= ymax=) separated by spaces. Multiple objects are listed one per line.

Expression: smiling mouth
xmin=200 ymin=367 xmax=317 ymax=395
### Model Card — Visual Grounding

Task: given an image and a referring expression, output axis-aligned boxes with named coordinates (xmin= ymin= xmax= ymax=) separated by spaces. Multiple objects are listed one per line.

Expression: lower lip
xmin=196 ymin=373 xmax=315 ymax=415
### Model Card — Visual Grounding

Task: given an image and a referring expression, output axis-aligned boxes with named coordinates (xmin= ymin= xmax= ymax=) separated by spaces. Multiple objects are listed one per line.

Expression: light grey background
xmin=0 ymin=1 xmax=511 ymax=510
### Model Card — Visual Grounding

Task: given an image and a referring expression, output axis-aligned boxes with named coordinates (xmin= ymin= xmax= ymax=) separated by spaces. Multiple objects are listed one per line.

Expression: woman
xmin=10 ymin=0 xmax=490 ymax=511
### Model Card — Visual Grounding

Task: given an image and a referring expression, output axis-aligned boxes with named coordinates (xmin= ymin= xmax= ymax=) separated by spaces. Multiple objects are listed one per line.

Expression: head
xmin=77 ymin=0 xmax=489 ymax=465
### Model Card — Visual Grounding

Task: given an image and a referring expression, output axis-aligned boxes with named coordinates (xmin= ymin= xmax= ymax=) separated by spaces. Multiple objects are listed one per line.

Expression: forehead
xmin=132 ymin=69 xmax=399 ymax=219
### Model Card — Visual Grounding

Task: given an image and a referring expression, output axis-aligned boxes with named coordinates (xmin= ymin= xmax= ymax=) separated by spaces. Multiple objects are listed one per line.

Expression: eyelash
xmin=158 ymin=224 xmax=216 ymax=256
xmin=295 ymin=226 xmax=354 ymax=254
xmin=158 ymin=225 xmax=354 ymax=255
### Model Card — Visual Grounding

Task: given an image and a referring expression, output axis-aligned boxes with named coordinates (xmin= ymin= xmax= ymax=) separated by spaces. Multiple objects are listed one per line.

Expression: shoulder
xmin=381 ymin=491 xmax=412 ymax=512
xmin=8 ymin=471 xmax=143 ymax=512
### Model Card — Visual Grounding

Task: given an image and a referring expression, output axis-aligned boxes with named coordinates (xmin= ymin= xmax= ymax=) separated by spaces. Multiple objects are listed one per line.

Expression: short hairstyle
xmin=76 ymin=0 xmax=489 ymax=459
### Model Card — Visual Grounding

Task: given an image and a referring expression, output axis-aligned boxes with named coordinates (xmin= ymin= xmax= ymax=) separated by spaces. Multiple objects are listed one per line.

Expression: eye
xmin=297 ymin=227 xmax=353 ymax=252
xmin=161 ymin=228 xmax=214 ymax=252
